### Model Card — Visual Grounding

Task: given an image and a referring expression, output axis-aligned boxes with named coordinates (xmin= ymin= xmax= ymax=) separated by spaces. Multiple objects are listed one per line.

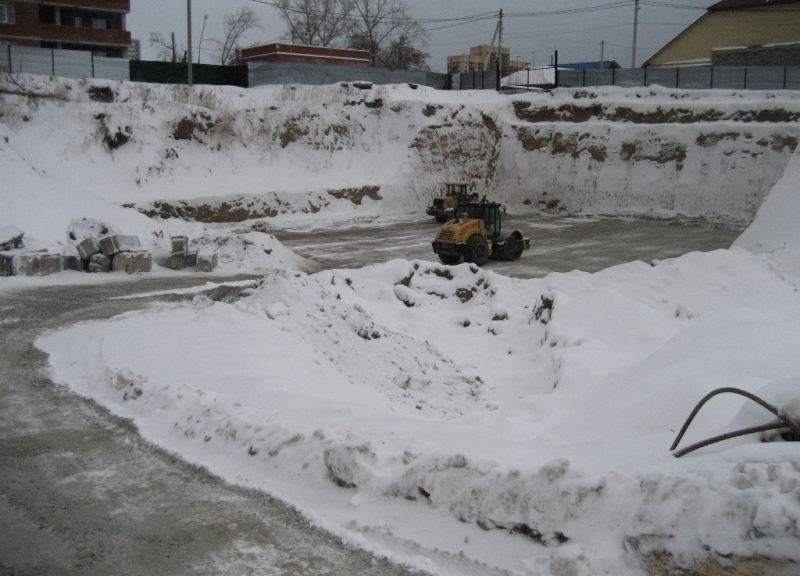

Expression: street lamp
xmin=198 ymin=14 xmax=208 ymax=64
xmin=186 ymin=0 xmax=192 ymax=86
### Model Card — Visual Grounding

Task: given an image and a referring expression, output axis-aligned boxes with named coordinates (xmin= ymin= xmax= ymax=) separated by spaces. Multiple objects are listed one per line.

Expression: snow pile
xmin=37 ymin=151 xmax=800 ymax=575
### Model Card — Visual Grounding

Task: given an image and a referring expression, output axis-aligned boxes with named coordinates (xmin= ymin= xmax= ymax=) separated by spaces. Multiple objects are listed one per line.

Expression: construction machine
xmin=432 ymin=201 xmax=530 ymax=266
xmin=426 ymin=182 xmax=479 ymax=222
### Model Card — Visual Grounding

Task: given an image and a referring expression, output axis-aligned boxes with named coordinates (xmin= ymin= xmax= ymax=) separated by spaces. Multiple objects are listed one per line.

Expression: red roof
xmin=708 ymin=0 xmax=800 ymax=11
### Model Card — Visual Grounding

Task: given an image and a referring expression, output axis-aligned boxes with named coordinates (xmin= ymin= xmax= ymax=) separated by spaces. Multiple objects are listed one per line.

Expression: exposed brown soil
xmin=327 ymin=186 xmax=382 ymax=205
xmin=513 ymin=101 xmax=800 ymax=124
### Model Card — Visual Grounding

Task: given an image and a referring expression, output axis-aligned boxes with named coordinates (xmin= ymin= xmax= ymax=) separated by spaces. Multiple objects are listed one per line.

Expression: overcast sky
xmin=128 ymin=0 xmax=712 ymax=72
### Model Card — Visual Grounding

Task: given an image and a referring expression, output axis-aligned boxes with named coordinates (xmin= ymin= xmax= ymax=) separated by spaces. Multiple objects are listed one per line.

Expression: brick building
xmin=240 ymin=44 xmax=371 ymax=67
xmin=0 ymin=0 xmax=131 ymax=58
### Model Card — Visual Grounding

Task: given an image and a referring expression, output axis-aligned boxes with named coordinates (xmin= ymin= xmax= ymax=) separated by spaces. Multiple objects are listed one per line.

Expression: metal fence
xmin=558 ymin=65 xmax=800 ymax=90
xmin=1 ymin=43 xmax=129 ymax=81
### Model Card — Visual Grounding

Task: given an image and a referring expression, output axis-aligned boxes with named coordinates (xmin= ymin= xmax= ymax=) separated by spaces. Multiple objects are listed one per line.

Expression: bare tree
xmin=212 ymin=8 xmax=264 ymax=66
xmin=379 ymin=34 xmax=429 ymax=70
xmin=149 ymin=32 xmax=185 ymax=63
xmin=276 ymin=0 xmax=353 ymax=47
xmin=347 ymin=0 xmax=428 ymax=68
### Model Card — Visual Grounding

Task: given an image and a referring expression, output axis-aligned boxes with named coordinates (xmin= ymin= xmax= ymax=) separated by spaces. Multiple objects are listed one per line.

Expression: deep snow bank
xmin=36 ymin=151 xmax=800 ymax=574
xmin=2 ymin=75 xmax=799 ymax=230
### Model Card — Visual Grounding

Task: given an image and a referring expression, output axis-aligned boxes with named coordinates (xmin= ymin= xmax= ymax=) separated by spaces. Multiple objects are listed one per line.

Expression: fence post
xmin=612 ymin=67 xmax=615 ymax=86
xmin=710 ymin=66 xmax=714 ymax=89
xmin=7 ymin=43 xmax=10 ymax=72
xmin=743 ymin=67 xmax=748 ymax=90
xmin=643 ymin=66 xmax=647 ymax=87
xmin=784 ymin=66 xmax=788 ymax=90
xmin=51 ymin=47 xmax=55 ymax=76
xmin=675 ymin=67 xmax=680 ymax=89
xmin=91 ymin=52 xmax=95 ymax=78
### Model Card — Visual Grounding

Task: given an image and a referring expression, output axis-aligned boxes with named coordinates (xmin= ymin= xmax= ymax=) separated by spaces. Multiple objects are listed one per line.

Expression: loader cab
xmin=457 ymin=202 xmax=502 ymax=240
xmin=445 ymin=182 xmax=471 ymax=205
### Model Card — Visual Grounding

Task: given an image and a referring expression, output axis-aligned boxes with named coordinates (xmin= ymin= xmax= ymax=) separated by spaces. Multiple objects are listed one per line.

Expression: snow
xmin=2 ymin=75 xmax=799 ymax=574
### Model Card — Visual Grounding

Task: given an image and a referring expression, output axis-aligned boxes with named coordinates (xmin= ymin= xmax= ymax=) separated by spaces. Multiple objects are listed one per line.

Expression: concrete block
xmin=62 ymin=255 xmax=85 ymax=272
xmin=99 ymin=235 xmax=142 ymax=256
xmin=12 ymin=252 xmax=62 ymax=276
xmin=166 ymin=251 xmax=197 ymax=270
xmin=112 ymin=251 xmax=152 ymax=274
xmin=0 ymin=253 xmax=13 ymax=276
xmin=76 ymin=237 xmax=101 ymax=260
xmin=0 ymin=225 xmax=24 ymax=251
xmin=170 ymin=235 xmax=189 ymax=254
xmin=88 ymin=253 xmax=112 ymax=273
xmin=13 ymin=253 xmax=39 ymax=276
xmin=196 ymin=252 xmax=218 ymax=272
xmin=39 ymin=254 xmax=63 ymax=276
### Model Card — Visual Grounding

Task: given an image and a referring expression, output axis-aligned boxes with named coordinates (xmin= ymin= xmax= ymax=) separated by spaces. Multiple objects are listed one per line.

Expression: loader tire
xmin=506 ymin=230 xmax=524 ymax=261
xmin=465 ymin=234 xmax=489 ymax=266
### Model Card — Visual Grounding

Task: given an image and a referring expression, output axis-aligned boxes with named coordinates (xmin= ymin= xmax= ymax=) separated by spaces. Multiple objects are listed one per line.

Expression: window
xmin=0 ymin=4 xmax=15 ymax=25
xmin=92 ymin=18 xmax=108 ymax=30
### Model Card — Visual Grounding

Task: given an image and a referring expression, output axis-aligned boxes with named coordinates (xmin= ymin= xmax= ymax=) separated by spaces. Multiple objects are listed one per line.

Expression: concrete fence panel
xmin=646 ymin=68 xmax=678 ymax=88
xmin=93 ymin=56 xmax=130 ymax=82
xmin=746 ymin=66 xmax=786 ymax=90
xmin=712 ymin=67 xmax=746 ymax=90
xmin=8 ymin=45 xmax=53 ymax=75
xmin=585 ymin=69 xmax=614 ymax=87
xmin=787 ymin=67 xmax=800 ymax=90
xmin=248 ymin=61 xmax=448 ymax=90
xmin=53 ymin=49 xmax=92 ymax=79
xmin=677 ymin=67 xmax=712 ymax=89
xmin=615 ymin=68 xmax=645 ymax=88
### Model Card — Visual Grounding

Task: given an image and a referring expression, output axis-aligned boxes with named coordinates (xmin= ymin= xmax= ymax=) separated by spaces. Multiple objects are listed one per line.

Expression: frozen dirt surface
xmin=0 ymin=277 xmax=427 ymax=576
xmin=272 ymin=215 xmax=741 ymax=278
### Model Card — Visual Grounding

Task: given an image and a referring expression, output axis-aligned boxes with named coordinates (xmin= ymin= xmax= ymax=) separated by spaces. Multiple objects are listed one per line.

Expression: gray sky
xmin=128 ymin=0 xmax=712 ymax=72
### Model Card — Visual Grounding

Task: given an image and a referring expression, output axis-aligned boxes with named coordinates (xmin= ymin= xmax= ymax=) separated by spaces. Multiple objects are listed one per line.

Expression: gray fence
xmin=558 ymin=65 xmax=800 ymax=90
xmin=0 ymin=43 xmax=129 ymax=81
xmin=248 ymin=61 xmax=449 ymax=90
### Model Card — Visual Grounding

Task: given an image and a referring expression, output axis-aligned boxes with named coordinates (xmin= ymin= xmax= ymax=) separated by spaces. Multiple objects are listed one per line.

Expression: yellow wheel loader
xmin=426 ymin=182 xmax=479 ymax=222
xmin=432 ymin=202 xmax=530 ymax=266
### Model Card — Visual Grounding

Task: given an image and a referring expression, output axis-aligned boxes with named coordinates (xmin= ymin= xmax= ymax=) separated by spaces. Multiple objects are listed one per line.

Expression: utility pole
xmin=631 ymin=0 xmax=640 ymax=68
xmin=498 ymin=9 xmax=503 ymax=74
xmin=600 ymin=40 xmax=605 ymax=69
xmin=187 ymin=0 xmax=193 ymax=86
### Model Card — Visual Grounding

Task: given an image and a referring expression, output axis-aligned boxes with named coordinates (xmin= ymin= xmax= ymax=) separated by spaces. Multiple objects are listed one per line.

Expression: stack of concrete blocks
xmin=0 ymin=225 xmax=83 ymax=277
xmin=77 ymin=234 xmax=152 ymax=274
xmin=166 ymin=236 xmax=217 ymax=272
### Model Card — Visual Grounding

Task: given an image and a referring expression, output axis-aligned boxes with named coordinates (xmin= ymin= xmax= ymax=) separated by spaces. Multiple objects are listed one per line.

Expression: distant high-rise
xmin=447 ymin=45 xmax=528 ymax=74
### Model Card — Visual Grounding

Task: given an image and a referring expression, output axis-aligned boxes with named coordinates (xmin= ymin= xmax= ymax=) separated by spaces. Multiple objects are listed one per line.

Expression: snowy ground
xmin=3 ymin=76 xmax=800 ymax=575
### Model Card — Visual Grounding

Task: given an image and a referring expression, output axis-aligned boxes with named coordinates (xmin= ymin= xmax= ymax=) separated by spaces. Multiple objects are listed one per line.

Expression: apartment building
xmin=0 ymin=0 xmax=131 ymax=58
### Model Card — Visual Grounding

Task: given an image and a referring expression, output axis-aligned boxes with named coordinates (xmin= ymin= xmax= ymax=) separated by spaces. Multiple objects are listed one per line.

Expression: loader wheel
xmin=465 ymin=234 xmax=489 ymax=266
xmin=507 ymin=231 xmax=524 ymax=261
xmin=439 ymin=254 xmax=460 ymax=265
xmin=435 ymin=214 xmax=447 ymax=223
